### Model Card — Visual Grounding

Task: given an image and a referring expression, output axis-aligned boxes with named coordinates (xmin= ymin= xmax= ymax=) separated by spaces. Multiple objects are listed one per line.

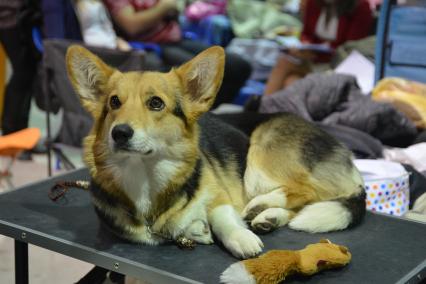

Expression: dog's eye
xmin=147 ymin=96 xmax=165 ymax=111
xmin=110 ymin=95 xmax=121 ymax=109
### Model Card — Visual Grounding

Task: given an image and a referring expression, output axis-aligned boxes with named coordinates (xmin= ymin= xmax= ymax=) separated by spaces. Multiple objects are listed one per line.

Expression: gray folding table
xmin=0 ymin=168 xmax=425 ymax=284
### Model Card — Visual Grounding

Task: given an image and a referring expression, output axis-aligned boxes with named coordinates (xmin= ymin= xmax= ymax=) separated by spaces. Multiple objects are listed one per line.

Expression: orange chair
xmin=0 ymin=128 xmax=41 ymax=189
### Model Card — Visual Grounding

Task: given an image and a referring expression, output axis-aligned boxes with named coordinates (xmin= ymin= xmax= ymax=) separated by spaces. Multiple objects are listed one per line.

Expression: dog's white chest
xmin=118 ymin=157 xmax=183 ymax=214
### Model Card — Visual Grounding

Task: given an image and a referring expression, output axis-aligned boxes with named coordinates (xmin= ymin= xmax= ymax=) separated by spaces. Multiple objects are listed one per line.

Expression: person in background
xmin=75 ymin=0 xmax=132 ymax=51
xmin=0 ymin=0 xmax=40 ymax=159
xmin=103 ymin=0 xmax=252 ymax=108
xmin=264 ymin=0 xmax=373 ymax=95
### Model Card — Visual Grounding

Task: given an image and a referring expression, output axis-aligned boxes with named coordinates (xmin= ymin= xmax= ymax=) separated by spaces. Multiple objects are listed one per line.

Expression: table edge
xmin=0 ymin=220 xmax=201 ymax=284
xmin=396 ymin=259 xmax=426 ymax=284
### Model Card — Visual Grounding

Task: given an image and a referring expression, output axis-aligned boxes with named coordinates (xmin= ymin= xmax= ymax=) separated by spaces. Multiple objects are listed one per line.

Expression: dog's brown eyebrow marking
xmin=173 ymin=100 xmax=187 ymax=126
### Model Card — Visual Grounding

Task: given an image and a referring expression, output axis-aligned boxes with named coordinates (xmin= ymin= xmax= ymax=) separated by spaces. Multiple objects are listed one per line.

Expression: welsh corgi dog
xmin=66 ymin=45 xmax=365 ymax=259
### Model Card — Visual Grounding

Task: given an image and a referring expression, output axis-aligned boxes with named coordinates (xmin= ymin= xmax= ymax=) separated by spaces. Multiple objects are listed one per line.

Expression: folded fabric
xmin=317 ymin=123 xmax=383 ymax=159
xmin=259 ymin=73 xmax=417 ymax=144
xmin=383 ymin=143 xmax=426 ymax=173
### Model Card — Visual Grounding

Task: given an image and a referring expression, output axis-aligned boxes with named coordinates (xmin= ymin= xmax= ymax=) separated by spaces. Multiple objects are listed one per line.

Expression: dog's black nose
xmin=112 ymin=124 xmax=134 ymax=144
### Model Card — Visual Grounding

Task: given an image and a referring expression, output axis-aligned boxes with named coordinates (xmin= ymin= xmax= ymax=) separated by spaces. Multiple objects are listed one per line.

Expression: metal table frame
xmin=2 ymin=220 xmax=197 ymax=284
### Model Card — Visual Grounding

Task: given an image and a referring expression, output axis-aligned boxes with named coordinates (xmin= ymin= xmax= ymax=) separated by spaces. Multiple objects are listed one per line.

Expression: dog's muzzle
xmin=112 ymin=124 xmax=133 ymax=149
xmin=111 ymin=124 xmax=154 ymax=155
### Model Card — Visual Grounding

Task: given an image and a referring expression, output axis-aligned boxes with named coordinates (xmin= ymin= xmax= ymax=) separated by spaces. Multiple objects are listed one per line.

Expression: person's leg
xmin=264 ymin=53 xmax=311 ymax=95
xmin=264 ymin=55 xmax=292 ymax=96
xmin=0 ymin=27 xmax=36 ymax=135
xmin=264 ymin=55 xmax=299 ymax=95
xmin=161 ymin=40 xmax=252 ymax=107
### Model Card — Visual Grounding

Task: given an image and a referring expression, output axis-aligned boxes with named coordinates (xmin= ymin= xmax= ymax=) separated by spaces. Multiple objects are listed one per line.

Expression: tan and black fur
xmin=66 ymin=45 xmax=365 ymax=259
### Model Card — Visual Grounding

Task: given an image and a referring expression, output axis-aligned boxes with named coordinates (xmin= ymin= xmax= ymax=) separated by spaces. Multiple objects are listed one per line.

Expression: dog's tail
xmin=288 ymin=190 xmax=366 ymax=233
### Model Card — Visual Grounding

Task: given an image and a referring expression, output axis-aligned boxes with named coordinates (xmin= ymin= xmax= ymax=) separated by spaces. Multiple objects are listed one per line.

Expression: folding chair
xmin=375 ymin=0 xmax=426 ymax=83
xmin=0 ymin=128 xmax=41 ymax=189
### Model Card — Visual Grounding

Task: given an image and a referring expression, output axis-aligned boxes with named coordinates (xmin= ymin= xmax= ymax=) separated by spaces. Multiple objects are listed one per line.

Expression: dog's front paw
xmin=223 ymin=228 xmax=263 ymax=259
xmin=184 ymin=219 xmax=213 ymax=244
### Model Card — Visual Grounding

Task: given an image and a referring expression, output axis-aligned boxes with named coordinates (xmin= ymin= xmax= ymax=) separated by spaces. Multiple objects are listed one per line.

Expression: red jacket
xmin=301 ymin=0 xmax=373 ymax=49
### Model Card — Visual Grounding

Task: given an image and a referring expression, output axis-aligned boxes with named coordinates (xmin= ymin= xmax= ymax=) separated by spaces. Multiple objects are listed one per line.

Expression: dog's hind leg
xmin=250 ymin=208 xmax=295 ymax=233
xmin=242 ymin=188 xmax=287 ymax=221
xmin=243 ymin=122 xmax=318 ymax=224
xmin=242 ymin=183 xmax=316 ymax=232
xmin=242 ymin=180 xmax=317 ymax=220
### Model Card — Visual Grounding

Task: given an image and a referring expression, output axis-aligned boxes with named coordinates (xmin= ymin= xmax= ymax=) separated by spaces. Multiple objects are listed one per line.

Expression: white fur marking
xmin=130 ymin=129 xmax=156 ymax=154
xmin=114 ymin=158 xmax=152 ymax=214
xmin=108 ymin=151 xmax=184 ymax=215
xmin=210 ymin=205 xmax=263 ymax=258
xmin=108 ymin=128 xmax=157 ymax=155
xmin=289 ymin=201 xmax=351 ymax=233
xmin=171 ymin=190 xmax=211 ymax=242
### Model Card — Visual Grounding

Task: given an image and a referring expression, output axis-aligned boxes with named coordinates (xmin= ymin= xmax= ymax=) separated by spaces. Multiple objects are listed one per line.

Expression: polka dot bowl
xmin=364 ymin=173 xmax=410 ymax=216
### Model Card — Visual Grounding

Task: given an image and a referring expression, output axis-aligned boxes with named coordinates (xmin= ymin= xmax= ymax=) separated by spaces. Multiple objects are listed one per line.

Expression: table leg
xmin=76 ymin=266 xmax=108 ymax=284
xmin=109 ymin=271 xmax=125 ymax=284
xmin=14 ymin=240 xmax=28 ymax=284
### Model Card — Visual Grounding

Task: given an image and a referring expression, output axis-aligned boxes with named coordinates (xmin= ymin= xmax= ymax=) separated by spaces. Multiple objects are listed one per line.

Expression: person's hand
xmin=116 ymin=37 xmax=131 ymax=52
xmin=288 ymin=48 xmax=317 ymax=61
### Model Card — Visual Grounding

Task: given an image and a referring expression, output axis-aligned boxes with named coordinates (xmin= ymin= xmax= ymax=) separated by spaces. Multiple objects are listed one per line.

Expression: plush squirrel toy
xmin=220 ymin=239 xmax=351 ymax=284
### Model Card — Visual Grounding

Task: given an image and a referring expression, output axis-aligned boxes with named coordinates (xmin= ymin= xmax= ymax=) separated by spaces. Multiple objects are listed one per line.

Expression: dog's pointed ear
xmin=66 ymin=45 xmax=114 ymax=114
xmin=176 ymin=46 xmax=225 ymax=120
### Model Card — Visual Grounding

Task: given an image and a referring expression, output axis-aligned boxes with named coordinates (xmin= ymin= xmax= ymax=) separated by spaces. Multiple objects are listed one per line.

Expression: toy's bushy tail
xmin=288 ymin=191 xmax=366 ymax=233
xmin=220 ymin=262 xmax=256 ymax=284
